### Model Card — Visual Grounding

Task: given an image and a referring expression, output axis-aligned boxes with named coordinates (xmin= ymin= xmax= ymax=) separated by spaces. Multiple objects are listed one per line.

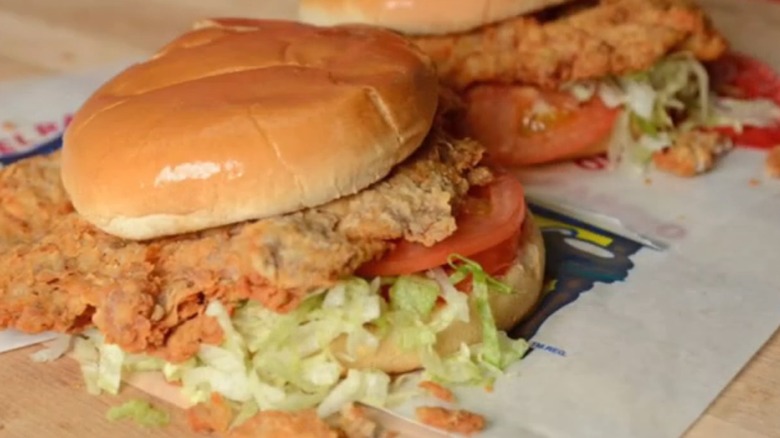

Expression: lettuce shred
xmin=71 ymin=256 xmax=529 ymax=425
xmin=106 ymin=399 xmax=170 ymax=428
xmin=566 ymin=52 xmax=780 ymax=173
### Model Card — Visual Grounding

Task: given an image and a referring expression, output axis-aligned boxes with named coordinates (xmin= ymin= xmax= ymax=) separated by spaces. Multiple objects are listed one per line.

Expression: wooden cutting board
xmin=0 ymin=0 xmax=779 ymax=437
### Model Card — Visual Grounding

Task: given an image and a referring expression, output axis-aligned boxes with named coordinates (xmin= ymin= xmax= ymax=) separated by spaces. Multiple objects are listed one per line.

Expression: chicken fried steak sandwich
xmin=300 ymin=0 xmax=780 ymax=177
xmin=0 ymin=18 xmax=544 ymax=428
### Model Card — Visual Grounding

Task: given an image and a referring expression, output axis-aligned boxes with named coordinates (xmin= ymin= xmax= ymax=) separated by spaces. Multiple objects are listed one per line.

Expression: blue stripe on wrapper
xmin=0 ymin=135 xmax=63 ymax=166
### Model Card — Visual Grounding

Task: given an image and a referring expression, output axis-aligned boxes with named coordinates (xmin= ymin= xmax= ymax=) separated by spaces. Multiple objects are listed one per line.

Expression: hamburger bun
xmin=333 ymin=213 xmax=545 ymax=373
xmin=299 ymin=0 xmax=575 ymax=35
xmin=61 ymin=19 xmax=439 ymax=241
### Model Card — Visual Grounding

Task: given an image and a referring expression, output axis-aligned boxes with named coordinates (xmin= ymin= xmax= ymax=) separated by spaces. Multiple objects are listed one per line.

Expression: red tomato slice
xmin=357 ymin=174 xmax=527 ymax=277
xmin=712 ymin=125 xmax=780 ymax=150
xmin=708 ymin=52 xmax=780 ymax=149
xmin=466 ymin=219 xmax=524 ymax=276
xmin=460 ymin=84 xmax=620 ymax=166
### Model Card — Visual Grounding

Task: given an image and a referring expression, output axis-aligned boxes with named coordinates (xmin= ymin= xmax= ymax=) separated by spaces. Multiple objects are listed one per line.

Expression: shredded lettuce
xmin=97 ymin=344 xmax=126 ymax=395
xmin=30 ymin=334 xmax=72 ymax=363
xmin=316 ymin=369 xmax=390 ymax=418
xmin=73 ymin=333 xmax=101 ymax=395
xmin=563 ymin=81 xmax=597 ymax=102
xmin=567 ymin=51 xmax=780 ymax=173
xmin=389 ymin=276 xmax=439 ymax=318
xmin=72 ymin=258 xmax=530 ymax=423
xmin=420 ymin=332 xmax=528 ymax=387
xmin=710 ymin=97 xmax=780 ymax=131
xmin=71 ymin=331 xmax=127 ymax=396
xmin=106 ymin=399 xmax=170 ymax=428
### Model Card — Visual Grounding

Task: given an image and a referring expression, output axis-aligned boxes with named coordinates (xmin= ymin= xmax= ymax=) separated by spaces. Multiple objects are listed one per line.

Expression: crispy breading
xmin=652 ymin=130 xmax=732 ymax=177
xmin=188 ymin=398 xmax=388 ymax=438
xmin=0 ymin=153 xmax=73 ymax=248
xmin=412 ymin=0 xmax=727 ymax=90
xmin=415 ymin=406 xmax=486 ymax=435
xmin=227 ymin=410 xmax=339 ymax=438
xmin=765 ymin=145 xmax=780 ymax=178
xmin=0 ymin=129 xmax=485 ymax=362
xmin=418 ymin=381 xmax=456 ymax=403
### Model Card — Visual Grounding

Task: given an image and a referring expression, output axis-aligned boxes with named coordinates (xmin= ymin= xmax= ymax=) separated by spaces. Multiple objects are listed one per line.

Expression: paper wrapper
xmin=2 ymin=1 xmax=780 ymax=437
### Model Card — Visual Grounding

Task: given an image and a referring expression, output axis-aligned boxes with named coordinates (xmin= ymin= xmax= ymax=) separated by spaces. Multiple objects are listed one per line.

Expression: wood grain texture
xmin=0 ymin=0 xmax=778 ymax=437
xmin=0 ymin=345 xmax=198 ymax=437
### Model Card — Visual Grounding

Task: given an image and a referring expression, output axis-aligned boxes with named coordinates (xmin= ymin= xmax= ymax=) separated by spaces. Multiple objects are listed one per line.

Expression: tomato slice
xmin=357 ymin=174 xmax=527 ymax=277
xmin=712 ymin=125 xmax=780 ymax=150
xmin=708 ymin=52 xmax=780 ymax=149
xmin=459 ymin=84 xmax=620 ymax=166
xmin=466 ymin=219 xmax=524 ymax=276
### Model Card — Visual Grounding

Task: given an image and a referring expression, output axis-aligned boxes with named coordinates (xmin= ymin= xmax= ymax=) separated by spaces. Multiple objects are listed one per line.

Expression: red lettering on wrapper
xmin=35 ymin=122 xmax=59 ymax=137
xmin=63 ymin=113 xmax=74 ymax=128
xmin=0 ymin=140 xmax=12 ymax=154
xmin=12 ymin=133 xmax=29 ymax=147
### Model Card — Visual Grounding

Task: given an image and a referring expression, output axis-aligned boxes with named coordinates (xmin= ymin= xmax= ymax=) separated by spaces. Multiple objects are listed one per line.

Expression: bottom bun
xmin=335 ymin=213 xmax=546 ymax=374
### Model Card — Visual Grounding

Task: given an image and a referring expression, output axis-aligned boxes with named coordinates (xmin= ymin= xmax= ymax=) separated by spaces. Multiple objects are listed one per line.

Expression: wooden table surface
xmin=0 ymin=1 xmax=779 ymax=437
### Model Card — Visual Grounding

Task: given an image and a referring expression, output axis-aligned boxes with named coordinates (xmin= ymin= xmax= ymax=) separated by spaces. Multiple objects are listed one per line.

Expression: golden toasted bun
xmin=299 ymin=0 xmax=574 ymax=35
xmin=61 ymin=18 xmax=439 ymax=240
xmin=334 ymin=213 xmax=545 ymax=373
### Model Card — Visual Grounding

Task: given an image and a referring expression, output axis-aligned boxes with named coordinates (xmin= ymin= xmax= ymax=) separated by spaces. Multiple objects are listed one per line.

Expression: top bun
xmin=61 ymin=18 xmax=439 ymax=240
xmin=299 ymin=0 xmax=574 ymax=35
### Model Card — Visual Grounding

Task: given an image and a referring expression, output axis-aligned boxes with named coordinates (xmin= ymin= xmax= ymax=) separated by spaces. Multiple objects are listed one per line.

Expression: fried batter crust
xmin=412 ymin=0 xmax=727 ymax=90
xmin=0 ymin=129 xmax=485 ymax=362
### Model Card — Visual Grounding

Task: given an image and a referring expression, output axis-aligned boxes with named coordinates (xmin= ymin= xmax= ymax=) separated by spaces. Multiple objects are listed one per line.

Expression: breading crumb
xmin=228 ymin=410 xmax=339 ymax=438
xmin=652 ymin=131 xmax=732 ymax=177
xmin=337 ymin=404 xmax=378 ymax=438
xmin=765 ymin=145 xmax=780 ymax=178
xmin=415 ymin=406 xmax=486 ymax=436
xmin=419 ymin=381 xmax=456 ymax=403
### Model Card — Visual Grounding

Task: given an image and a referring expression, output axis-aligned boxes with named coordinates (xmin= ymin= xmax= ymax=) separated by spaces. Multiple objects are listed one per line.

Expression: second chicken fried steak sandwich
xmin=301 ymin=0 xmax=780 ymax=177
xmin=0 ymin=19 xmax=544 ymax=421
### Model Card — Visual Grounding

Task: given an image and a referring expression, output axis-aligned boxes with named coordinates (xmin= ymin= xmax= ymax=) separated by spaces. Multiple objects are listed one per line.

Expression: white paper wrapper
xmin=1 ymin=2 xmax=779 ymax=437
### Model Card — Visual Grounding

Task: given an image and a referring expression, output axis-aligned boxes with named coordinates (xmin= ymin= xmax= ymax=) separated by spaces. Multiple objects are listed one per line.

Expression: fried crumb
xmin=1 ymin=121 xmax=15 ymax=132
xmin=644 ymin=177 xmax=653 ymax=185
xmin=765 ymin=145 xmax=780 ymax=178
xmin=228 ymin=410 xmax=339 ymax=438
xmin=337 ymin=404 xmax=378 ymax=438
xmin=187 ymin=394 xmax=233 ymax=434
xmin=749 ymin=178 xmax=762 ymax=187
xmin=415 ymin=406 xmax=486 ymax=436
xmin=419 ymin=381 xmax=456 ymax=403
xmin=484 ymin=384 xmax=494 ymax=393
xmin=652 ymin=131 xmax=732 ymax=177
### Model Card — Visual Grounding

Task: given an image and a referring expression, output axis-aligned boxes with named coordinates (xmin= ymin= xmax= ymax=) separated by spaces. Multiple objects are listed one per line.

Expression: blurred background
xmin=1 ymin=0 xmax=779 ymax=82
xmin=0 ymin=0 xmax=296 ymax=81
